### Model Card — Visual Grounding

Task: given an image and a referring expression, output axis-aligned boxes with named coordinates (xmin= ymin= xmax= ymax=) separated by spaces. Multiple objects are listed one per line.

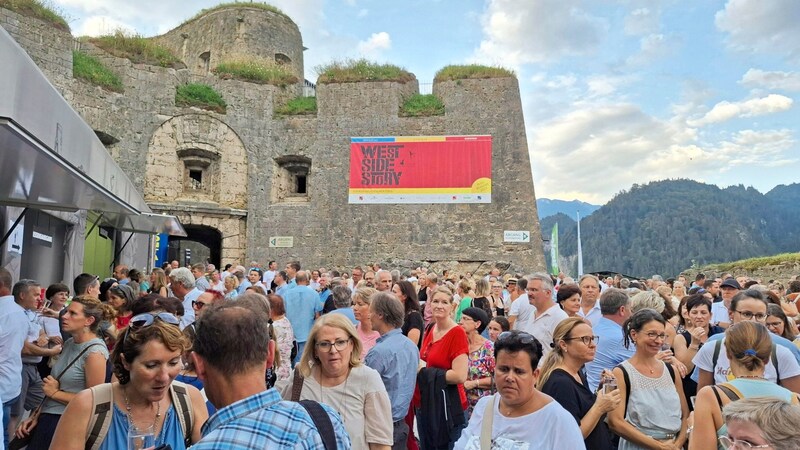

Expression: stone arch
xmin=144 ymin=113 xmax=248 ymax=209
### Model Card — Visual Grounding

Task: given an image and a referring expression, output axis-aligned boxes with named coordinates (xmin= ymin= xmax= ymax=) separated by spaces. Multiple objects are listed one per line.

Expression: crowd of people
xmin=2 ymin=261 xmax=800 ymax=449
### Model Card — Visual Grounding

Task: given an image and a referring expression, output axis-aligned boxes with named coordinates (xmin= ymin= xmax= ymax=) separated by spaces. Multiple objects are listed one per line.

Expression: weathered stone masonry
xmin=1 ymin=5 xmax=546 ymax=274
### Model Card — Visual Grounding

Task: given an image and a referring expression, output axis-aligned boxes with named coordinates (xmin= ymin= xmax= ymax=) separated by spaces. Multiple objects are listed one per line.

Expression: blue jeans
xmin=3 ymin=395 xmax=19 ymax=450
xmin=293 ymin=341 xmax=306 ymax=368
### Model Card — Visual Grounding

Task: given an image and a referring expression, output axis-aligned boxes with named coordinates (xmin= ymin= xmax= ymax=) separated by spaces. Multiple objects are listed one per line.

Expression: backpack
xmin=85 ymin=381 xmax=194 ymax=450
xmin=711 ymin=339 xmax=780 ymax=384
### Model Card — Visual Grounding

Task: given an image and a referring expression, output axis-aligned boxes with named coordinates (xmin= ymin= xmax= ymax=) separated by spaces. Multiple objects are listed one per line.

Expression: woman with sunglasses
xmin=608 ymin=308 xmax=689 ymax=450
xmin=51 ymin=311 xmax=207 ymax=449
xmin=454 ymin=331 xmax=586 ymax=449
xmin=538 ymin=317 xmax=619 ymax=449
xmin=15 ymin=296 xmax=113 ymax=449
xmin=459 ymin=307 xmax=495 ymax=418
xmin=279 ymin=313 xmax=393 ymax=450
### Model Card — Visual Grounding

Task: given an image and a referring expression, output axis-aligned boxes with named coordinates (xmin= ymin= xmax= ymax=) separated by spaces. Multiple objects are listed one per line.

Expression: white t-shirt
xmin=454 ymin=394 xmax=586 ymax=450
xmin=262 ymin=270 xmax=277 ymax=289
xmin=711 ymin=302 xmax=729 ymax=325
xmin=509 ymin=295 xmax=534 ymax=330
xmin=693 ymin=335 xmax=800 ymax=385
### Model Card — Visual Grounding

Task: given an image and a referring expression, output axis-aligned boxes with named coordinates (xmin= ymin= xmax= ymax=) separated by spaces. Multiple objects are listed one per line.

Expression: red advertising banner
xmin=349 ymin=135 xmax=492 ymax=204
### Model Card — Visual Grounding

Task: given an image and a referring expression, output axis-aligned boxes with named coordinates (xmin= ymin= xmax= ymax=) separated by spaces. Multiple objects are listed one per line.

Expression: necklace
xmin=738 ymin=375 xmax=766 ymax=380
xmin=318 ymin=369 xmax=349 ymax=419
xmin=124 ymin=386 xmax=161 ymax=431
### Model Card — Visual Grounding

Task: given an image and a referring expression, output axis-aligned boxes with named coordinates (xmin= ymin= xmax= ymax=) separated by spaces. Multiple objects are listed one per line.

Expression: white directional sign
xmin=269 ymin=236 xmax=294 ymax=248
xmin=504 ymin=230 xmax=530 ymax=243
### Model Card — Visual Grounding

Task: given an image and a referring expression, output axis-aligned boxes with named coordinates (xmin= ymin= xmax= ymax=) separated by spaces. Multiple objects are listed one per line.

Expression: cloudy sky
xmin=52 ymin=0 xmax=800 ymax=204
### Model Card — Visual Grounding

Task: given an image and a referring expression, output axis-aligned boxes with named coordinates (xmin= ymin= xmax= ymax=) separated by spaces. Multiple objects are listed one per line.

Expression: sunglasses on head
xmin=498 ymin=331 xmax=536 ymax=345
xmin=130 ymin=312 xmax=180 ymax=329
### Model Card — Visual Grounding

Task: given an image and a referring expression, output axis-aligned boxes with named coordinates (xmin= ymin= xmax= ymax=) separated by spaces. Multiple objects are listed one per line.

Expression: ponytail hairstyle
xmin=725 ymin=321 xmax=772 ymax=373
xmin=622 ymin=308 xmax=666 ymax=349
xmin=71 ymin=295 xmax=117 ymax=333
xmin=537 ymin=317 xmax=588 ymax=390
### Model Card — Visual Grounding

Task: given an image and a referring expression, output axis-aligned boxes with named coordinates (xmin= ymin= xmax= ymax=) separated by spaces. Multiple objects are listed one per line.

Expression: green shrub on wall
xmin=400 ymin=94 xmax=445 ymax=117
xmin=86 ymin=31 xmax=181 ymax=68
xmin=72 ymin=51 xmax=124 ymax=93
xmin=214 ymin=58 xmax=298 ymax=86
xmin=316 ymin=59 xmax=415 ymax=84
xmin=434 ymin=65 xmax=515 ymax=82
xmin=0 ymin=0 xmax=70 ymax=32
xmin=175 ymin=84 xmax=227 ymax=114
xmin=274 ymin=96 xmax=316 ymax=116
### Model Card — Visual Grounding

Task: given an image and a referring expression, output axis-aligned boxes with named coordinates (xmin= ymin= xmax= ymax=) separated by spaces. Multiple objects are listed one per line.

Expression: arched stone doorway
xmin=168 ymin=225 xmax=222 ymax=268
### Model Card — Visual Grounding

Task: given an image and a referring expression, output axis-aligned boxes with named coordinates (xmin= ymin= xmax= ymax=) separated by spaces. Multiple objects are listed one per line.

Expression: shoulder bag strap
xmin=616 ymin=364 xmax=632 ymax=418
xmin=291 ymin=369 xmax=305 ymax=402
xmin=85 ymin=383 xmax=114 ymax=450
xmin=479 ymin=394 xmax=496 ymax=450
xmin=771 ymin=343 xmax=780 ymax=383
xmin=299 ymin=400 xmax=337 ymax=450
xmin=169 ymin=381 xmax=194 ymax=446
xmin=54 ymin=342 xmax=104 ymax=381
xmin=711 ymin=339 xmax=723 ymax=385
xmin=711 ymin=386 xmax=725 ymax=409
xmin=717 ymin=383 xmax=743 ymax=402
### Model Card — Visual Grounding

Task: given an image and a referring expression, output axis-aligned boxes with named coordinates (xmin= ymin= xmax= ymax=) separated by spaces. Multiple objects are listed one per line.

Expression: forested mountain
xmin=541 ymin=180 xmax=800 ymax=278
xmin=536 ymin=198 xmax=600 ymax=220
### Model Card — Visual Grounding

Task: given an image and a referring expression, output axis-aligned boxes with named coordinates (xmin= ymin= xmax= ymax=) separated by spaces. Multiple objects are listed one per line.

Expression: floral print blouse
xmin=466 ymin=338 xmax=495 ymax=417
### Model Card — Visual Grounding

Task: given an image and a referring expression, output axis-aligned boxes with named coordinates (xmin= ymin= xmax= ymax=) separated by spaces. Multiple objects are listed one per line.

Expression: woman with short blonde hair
xmin=280 ymin=313 xmax=392 ymax=450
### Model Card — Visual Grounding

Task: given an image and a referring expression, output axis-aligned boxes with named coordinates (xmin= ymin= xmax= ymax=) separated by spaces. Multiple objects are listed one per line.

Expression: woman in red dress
xmin=416 ymin=286 xmax=469 ymax=450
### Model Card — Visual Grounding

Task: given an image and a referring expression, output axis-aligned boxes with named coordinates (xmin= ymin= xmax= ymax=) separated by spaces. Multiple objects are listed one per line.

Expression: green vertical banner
xmin=550 ymin=223 xmax=559 ymax=275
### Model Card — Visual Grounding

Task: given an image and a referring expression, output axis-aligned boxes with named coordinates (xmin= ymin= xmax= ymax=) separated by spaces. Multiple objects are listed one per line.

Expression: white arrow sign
xmin=504 ymin=230 xmax=530 ymax=243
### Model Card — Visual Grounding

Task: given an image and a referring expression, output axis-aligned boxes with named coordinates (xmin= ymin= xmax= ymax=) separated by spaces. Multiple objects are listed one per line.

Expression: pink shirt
xmin=357 ymin=323 xmax=381 ymax=359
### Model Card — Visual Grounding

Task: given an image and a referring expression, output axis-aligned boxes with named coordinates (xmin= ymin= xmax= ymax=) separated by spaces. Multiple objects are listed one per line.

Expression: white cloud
xmin=715 ymin=0 xmax=800 ymax=60
xmin=471 ymin=0 xmax=607 ymax=67
xmin=740 ymin=69 xmax=800 ymax=91
xmin=529 ymin=101 xmax=797 ymax=203
xmin=626 ymin=33 xmax=674 ymax=66
xmin=74 ymin=15 xmax=135 ymax=36
xmin=688 ymin=94 xmax=793 ymax=126
xmin=624 ymin=7 xmax=660 ymax=36
xmin=357 ymin=32 xmax=391 ymax=59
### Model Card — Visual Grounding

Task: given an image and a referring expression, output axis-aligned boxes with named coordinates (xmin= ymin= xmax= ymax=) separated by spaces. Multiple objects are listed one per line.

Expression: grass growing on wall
xmin=316 ymin=59 xmax=415 ymax=84
xmin=214 ymin=58 xmax=298 ymax=86
xmin=86 ymin=31 xmax=181 ymax=68
xmin=434 ymin=65 xmax=515 ymax=82
xmin=184 ymin=2 xmax=292 ymax=25
xmin=0 ymin=0 xmax=70 ymax=32
xmin=400 ymin=94 xmax=445 ymax=117
xmin=705 ymin=253 xmax=800 ymax=272
xmin=275 ymin=96 xmax=316 ymax=116
xmin=72 ymin=51 xmax=124 ymax=93
xmin=176 ymin=84 xmax=227 ymax=114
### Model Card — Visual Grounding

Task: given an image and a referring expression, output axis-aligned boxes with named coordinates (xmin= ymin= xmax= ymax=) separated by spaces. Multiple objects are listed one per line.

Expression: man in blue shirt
xmin=0 ymin=268 xmax=27 ymax=449
xmin=284 ymin=272 xmax=322 ymax=366
xmin=192 ymin=302 xmax=349 ymax=449
xmin=365 ymin=292 xmax=419 ymax=449
xmin=585 ymin=287 xmax=635 ymax=391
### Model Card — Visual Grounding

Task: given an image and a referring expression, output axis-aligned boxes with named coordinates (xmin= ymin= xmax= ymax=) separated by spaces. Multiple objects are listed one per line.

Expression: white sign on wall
xmin=503 ymin=230 xmax=530 ymax=243
xmin=269 ymin=236 xmax=294 ymax=248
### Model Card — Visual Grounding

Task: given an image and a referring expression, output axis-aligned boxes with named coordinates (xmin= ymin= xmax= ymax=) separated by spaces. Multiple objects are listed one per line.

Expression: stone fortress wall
xmin=1 ymin=5 xmax=546 ymax=274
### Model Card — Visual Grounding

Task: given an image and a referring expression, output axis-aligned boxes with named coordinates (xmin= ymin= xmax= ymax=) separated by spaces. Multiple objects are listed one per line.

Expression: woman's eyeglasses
xmin=315 ymin=338 xmax=351 ymax=353
xmin=564 ymin=335 xmax=600 ymax=345
xmin=719 ymin=435 xmax=771 ymax=449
